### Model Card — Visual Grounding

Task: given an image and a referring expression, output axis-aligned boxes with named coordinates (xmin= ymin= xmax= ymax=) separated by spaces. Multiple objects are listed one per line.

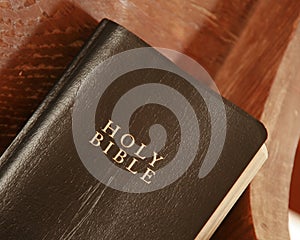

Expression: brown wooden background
xmin=1 ymin=0 xmax=300 ymax=239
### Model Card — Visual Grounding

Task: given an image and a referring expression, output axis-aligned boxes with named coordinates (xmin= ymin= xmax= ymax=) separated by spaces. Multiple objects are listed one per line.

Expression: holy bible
xmin=0 ymin=19 xmax=268 ymax=239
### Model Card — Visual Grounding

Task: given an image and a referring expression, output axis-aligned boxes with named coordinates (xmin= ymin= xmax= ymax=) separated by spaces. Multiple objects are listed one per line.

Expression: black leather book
xmin=0 ymin=19 xmax=267 ymax=240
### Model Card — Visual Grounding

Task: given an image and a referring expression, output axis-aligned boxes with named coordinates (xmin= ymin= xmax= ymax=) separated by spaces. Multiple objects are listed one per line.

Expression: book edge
xmin=195 ymin=144 xmax=268 ymax=240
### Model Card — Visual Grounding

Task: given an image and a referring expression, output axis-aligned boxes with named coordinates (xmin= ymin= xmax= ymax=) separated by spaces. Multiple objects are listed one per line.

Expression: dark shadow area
xmin=290 ymin=141 xmax=300 ymax=214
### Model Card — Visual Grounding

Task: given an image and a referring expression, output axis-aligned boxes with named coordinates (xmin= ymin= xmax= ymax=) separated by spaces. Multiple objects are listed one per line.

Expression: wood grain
xmin=212 ymin=1 xmax=300 ymax=239
xmin=0 ymin=2 xmax=98 ymax=154
xmin=1 ymin=0 xmax=299 ymax=239
xmin=250 ymin=23 xmax=300 ymax=239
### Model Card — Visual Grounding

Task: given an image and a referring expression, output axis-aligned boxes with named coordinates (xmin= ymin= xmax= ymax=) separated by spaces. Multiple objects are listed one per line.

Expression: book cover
xmin=0 ymin=19 xmax=267 ymax=240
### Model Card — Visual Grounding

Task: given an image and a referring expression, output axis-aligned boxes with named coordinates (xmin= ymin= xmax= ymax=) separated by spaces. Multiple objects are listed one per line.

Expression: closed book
xmin=0 ymin=19 xmax=267 ymax=240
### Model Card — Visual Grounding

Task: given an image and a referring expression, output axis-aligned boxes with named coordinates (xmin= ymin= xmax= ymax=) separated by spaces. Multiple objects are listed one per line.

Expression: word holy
xmin=89 ymin=120 xmax=164 ymax=184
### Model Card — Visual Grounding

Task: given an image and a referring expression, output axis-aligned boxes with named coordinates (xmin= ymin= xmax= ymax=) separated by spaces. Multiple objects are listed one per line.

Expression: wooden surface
xmin=213 ymin=1 xmax=300 ymax=239
xmin=1 ymin=0 xmax=300 ymax=239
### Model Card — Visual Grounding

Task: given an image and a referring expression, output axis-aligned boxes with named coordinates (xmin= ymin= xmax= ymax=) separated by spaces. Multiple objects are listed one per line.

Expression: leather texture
xmin=0 ymin=19 xmax=267 ymax=240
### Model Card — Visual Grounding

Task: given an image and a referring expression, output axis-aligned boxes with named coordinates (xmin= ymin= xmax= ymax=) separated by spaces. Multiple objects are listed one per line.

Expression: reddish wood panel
xmin=213 ymin=2 xmax=300 ymax=237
